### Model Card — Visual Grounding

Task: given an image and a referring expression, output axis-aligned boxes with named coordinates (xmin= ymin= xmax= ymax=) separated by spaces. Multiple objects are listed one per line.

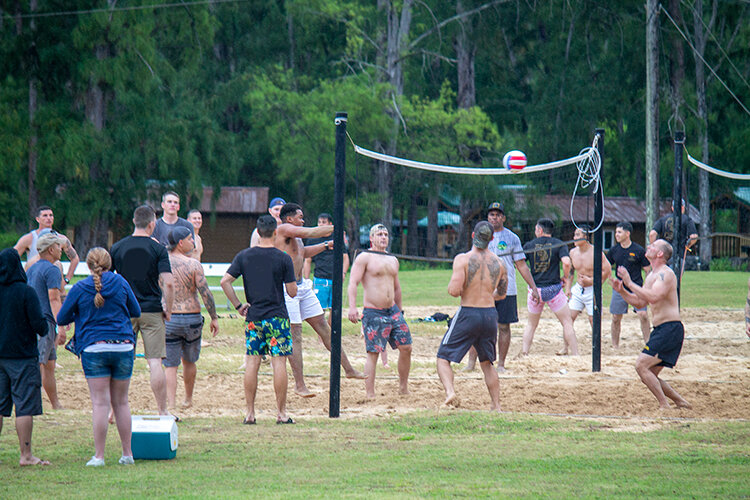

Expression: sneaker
xmin=118 ymin=455 xmax=134 ymax=465
xmin=86 ymin=456 xmax=105 ymax=467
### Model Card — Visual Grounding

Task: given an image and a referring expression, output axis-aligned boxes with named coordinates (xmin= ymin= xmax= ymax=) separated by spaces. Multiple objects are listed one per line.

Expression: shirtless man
xmin=436 ymin=221 xmax=507 ymax=411
xmin=559 ymin=226 xmax=611 ymax=354
xmin=164 ymin=227 xmax=219 ymax=409
xmin=348 ymin=224 xmax=412 ymax=398
xmin=611 ymin=239 xmax=691 ymax=410
xmin=14 ymin=205 xmax=79 ymax=282
xmin=186 ymin=210 xmax=204 ymax=261
xmin=276 ymin=203 xmax=364 ymax=397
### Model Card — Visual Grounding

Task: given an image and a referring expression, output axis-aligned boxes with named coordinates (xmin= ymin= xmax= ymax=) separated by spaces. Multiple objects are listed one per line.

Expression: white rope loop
xmin=570 ymin=136 xmax=604 ymax=233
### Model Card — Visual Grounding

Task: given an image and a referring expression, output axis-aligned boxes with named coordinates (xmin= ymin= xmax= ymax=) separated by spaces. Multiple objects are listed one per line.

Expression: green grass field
xmin=2 ymin=269 xmax=748 ymax=498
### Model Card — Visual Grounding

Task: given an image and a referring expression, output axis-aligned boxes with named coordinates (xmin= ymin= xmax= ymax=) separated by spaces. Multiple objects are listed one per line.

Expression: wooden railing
xmin=711 ymin=233 xmax=750 ymax=258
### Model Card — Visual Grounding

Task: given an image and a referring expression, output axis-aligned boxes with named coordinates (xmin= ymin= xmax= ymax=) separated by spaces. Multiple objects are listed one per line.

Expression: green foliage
xmin=0 ymin=232 xmax=21 ymax=250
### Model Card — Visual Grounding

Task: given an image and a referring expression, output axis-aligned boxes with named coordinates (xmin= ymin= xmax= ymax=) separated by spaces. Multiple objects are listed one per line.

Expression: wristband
xmin=64 ymin=277 xmax=70 ymax=284
xmin=235 ymin=303 xmax=242 ymax=311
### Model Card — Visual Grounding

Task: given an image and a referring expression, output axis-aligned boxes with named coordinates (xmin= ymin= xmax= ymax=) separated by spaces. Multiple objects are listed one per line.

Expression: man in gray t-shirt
xmin=150 ymin=191 xmax=194 ymax=246
xmin=464 ymin=202 xmax=539 ymax=372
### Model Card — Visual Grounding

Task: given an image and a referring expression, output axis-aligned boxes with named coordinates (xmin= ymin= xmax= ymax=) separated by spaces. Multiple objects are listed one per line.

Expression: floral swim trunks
xmin=244 ymin=317 xmax=293 ymax=356
xmin=362 ymin=305 xmax=412 ymax=353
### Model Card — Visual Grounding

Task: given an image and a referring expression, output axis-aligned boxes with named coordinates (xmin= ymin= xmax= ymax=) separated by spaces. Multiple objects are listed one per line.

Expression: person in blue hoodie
xmin=57 ymin=247 xmax=141 ymax=466
xmin=0 ymin=248 xmax=50 ymax=466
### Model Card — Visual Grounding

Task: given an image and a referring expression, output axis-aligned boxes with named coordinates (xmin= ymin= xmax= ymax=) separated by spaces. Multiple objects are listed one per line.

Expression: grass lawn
xmin=5 ymin=269 xmax=746 ymax=498
xmin=2 ymin=413 xmax=748 ymax=499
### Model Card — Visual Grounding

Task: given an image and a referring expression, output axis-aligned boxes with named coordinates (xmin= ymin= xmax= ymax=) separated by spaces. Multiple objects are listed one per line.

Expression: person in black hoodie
xmin=0 ymin=248 xmax=50 ymax=466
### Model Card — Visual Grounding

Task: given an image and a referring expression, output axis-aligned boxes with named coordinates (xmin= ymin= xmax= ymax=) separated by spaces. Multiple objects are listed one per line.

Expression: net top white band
xmin=351 ymin=143 xmax=594 ymax=175
xmin=686 ymin=149 xmax=750 ymax=180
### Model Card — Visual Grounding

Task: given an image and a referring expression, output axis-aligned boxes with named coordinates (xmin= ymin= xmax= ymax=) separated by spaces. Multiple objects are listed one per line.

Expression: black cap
xmin=168 ymin=226 xmax=192 ymax=248
xmin=487 ymin=202 xmax=504 ymax=214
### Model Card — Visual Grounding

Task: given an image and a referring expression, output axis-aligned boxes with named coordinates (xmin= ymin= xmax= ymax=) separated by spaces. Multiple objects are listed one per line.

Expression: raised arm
xmin=347 ymin=253 xmax=367 ymax=323
xmin=610 ymin=277 xmax=648 ymax=309
xmin=277 ymin=222 xmax=333 ymax=239
xmin=617 ymin=266 xmax=672 ymax=305
xmin=303 ymin=240 xmax=333 ymax=258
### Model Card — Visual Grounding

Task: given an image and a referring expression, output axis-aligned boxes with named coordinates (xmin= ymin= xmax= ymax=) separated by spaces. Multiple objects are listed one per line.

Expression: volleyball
xmin=503 ymin=150 xmax=527 ymax=171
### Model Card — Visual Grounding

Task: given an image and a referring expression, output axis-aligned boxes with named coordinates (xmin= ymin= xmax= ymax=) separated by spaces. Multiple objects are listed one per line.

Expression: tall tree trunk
xmin=645 ymin=0 xmax=660 ymax=236
xmin=407 ymin=194 xmax=419 ymax=255
xmin=455 ymin=198 xmax=474 ymax=255
xmin=377 ymin=0 xmax=413 ymax=227
xmin=667 ymin=0 xmax=685 ymax=124
xmin=426 ymin=193 xmax=439 ymax=258
xmin=692 ymin=0 xmax=716 ymax=266
xmin=27 ymin=0 xmax=38 ymax=223
xmin=455 ymin=0 xmax=476 ymax=109
xmin=548 ymin=12 xmax=575 ymax=192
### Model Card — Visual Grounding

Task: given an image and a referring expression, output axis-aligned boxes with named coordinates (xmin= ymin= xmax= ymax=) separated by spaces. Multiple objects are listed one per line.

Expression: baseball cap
xmin=269 ymin=197 xmax=286 ymax=209
xmin=487 ymin=202 xmax=504 ymax=213
xmin=369 ymin=223 xmax=389 ymax=240
xmin=168 ymin=226 xmax=193 ymax=248
xmin=37 ymin=232 xmax=65 ymax=254
xmin=472 ymin=221 xmax=493 ymax=249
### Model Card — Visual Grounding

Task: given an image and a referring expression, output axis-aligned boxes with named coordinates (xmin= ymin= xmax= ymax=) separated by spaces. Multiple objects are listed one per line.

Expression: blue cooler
xmin=131 ymin=415 xmax=178 ymax=460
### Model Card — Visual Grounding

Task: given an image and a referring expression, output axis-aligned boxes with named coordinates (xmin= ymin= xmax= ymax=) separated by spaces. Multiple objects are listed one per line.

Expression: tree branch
xmin=408 ymin=0 xmax=508 ymax=50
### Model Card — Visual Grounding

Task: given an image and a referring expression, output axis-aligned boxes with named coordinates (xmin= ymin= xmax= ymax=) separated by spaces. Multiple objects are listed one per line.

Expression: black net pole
xmin=592 ymin=128 xmax=605 ymax=372
xmin=672 ymin=131 xmax=685 ymax=306
xmin=329 ymin=112 xmax=347 ymax=418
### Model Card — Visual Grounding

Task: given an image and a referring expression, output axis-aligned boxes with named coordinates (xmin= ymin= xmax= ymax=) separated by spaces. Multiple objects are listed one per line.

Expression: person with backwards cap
xmin=464 ymin=202 xmax=539 ymax=373
xmin=163 ymin=227 xmax=219 ymax=410
xmin=250 ymin=197 xmax=286 ymax=247
xmin=437 ymin=221 xmax=507 ymax=411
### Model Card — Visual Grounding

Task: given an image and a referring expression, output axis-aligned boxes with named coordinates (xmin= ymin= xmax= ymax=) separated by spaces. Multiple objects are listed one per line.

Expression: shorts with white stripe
xmin=437 ymin=306 xmax=497 ymax=364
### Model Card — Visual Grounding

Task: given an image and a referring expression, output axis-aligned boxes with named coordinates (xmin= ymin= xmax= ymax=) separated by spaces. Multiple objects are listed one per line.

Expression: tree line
xmin=1 ymin=0 xmax=748 ymax=259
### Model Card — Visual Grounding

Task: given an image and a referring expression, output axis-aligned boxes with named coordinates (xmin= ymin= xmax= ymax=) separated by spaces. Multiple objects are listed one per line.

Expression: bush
xmin=709 ymin=257 xmax=747 ymax=272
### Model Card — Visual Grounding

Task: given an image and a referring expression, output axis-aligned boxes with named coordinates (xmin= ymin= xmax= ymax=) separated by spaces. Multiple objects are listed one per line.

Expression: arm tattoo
xmin=659 ymin=273 xmax=664 ymax=281
xmin=467 ymin=256 xmax=480 ymax=286
xmin=497 ymin=275 xmax=508 ymax=297
xmin=196 ymin=273 xmax=217 ymax=319
xmin=487 ymin=258 xmax=501 ymax=285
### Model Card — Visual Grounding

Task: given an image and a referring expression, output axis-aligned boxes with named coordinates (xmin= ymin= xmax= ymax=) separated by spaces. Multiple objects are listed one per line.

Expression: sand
xmin=51 ymin=307 xmax=749 ymax=423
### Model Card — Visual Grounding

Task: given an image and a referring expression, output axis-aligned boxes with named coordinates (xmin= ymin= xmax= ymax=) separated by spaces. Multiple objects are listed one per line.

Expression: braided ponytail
xmin=86 ymin=248 xmax=112 ymax=308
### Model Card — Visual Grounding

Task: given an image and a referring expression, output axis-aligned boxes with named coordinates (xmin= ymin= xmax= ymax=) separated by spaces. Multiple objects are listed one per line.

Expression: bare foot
xmin=675 ymin=400 xmax=692 ymax=409
xmin=382 ymin=363 xmax=390 ymax=369
xmin=365 ymin=393 xmax=376 ymax=400
xmin=496 ymin=365 xmax=507 ymax=374
xmin=490 ymin=404 xmax=502 ymax=413
xmin=399 ymin=387 xmax=410 ymax=396
xmin=295 ymin=388 xmax=316 ymax=398
xmin=181 ymin=400 xmax=192 ymax=409
xmin=555 ymin=349 xmax=569 ymax=356
xmin=50 ymin=402 xmax=64 ymax=410
xmin=514 ymin=351 xmax=528 ymax=360
xmin=20 ymin=456 xmax=50 ymax=466
xmin=443 ymin=393 xmax=459 ymax=407
xmin=345 ymin=370 xmax=366 ymax=380
xmin=461 ymin=364 xmax=476 ymax=372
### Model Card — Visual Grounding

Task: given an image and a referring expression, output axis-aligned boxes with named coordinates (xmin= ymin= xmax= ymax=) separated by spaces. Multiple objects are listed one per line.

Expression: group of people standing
xmin=0 ymin=192 xmax=213 ymax=466
xmin=0 ymin=193 xmax=698 ymax=466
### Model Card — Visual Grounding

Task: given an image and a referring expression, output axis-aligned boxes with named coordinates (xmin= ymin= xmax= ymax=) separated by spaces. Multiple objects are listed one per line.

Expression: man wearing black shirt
xmin=649 ymin=199 xmax=698 ymax=268
xmin=111 ymin=205 xmax=174 ymax=417
xmin=221 ymin=215 xmax=298 ymax=424
xmin=607 ymin=222 xmax=651 ymax=348
xmin=520 ymin=218 xmax=578 ymax=356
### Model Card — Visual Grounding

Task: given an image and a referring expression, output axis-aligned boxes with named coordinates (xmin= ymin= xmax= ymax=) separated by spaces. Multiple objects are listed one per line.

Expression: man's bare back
xmin=169 ymin=253 xmax=205 ymax=313
xmin=449 ymin=249 xmax=507 ymax=307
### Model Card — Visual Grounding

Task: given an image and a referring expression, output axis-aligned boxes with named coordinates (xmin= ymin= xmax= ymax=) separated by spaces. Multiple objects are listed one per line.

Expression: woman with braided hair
xmin=57 ymin=247 xmax=141 ymax=467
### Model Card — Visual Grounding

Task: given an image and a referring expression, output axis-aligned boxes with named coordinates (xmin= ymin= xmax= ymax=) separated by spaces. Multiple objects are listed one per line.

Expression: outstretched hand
xmin=610 ymin=277 xmax=624 ymax=294
xmin=616 ymin=266 xmax=632 ymax=286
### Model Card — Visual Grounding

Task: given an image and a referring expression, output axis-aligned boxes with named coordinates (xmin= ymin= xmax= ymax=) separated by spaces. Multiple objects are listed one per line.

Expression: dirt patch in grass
xmin=52 ymin=307 xmax=749 ymax=423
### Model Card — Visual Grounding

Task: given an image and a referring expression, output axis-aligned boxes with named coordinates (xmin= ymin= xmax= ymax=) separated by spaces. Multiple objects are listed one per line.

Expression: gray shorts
xmin=163 ymin=313 xmax=203 ymax=368
xmin=610 ymin=289 xmax=647 ymax=315
xmin=0 ymin=357 xmax=43 ymax=417
xmin=37 ymin=321 xmax=57 ymax=364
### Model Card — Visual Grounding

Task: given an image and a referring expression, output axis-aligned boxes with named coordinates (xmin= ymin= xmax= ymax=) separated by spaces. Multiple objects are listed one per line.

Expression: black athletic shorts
xmin=642 ymin=320 xmax=684 ymax=368
xmin=437 ymin=307 xmax=497 ymax=364
xmin=494 ymin=295 xmax=518 ymax=324
xmin=0 ymin=357 xmax=43 ymax=417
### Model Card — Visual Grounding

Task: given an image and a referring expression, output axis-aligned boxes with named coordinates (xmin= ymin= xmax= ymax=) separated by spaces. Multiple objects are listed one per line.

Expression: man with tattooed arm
xmin=164 ymin=227 xmax=219 ymax=409
xmin=436 ymin=221 xmax=507 ymax=411
xmin=611 ymin=239 xmax=691 ymax=410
